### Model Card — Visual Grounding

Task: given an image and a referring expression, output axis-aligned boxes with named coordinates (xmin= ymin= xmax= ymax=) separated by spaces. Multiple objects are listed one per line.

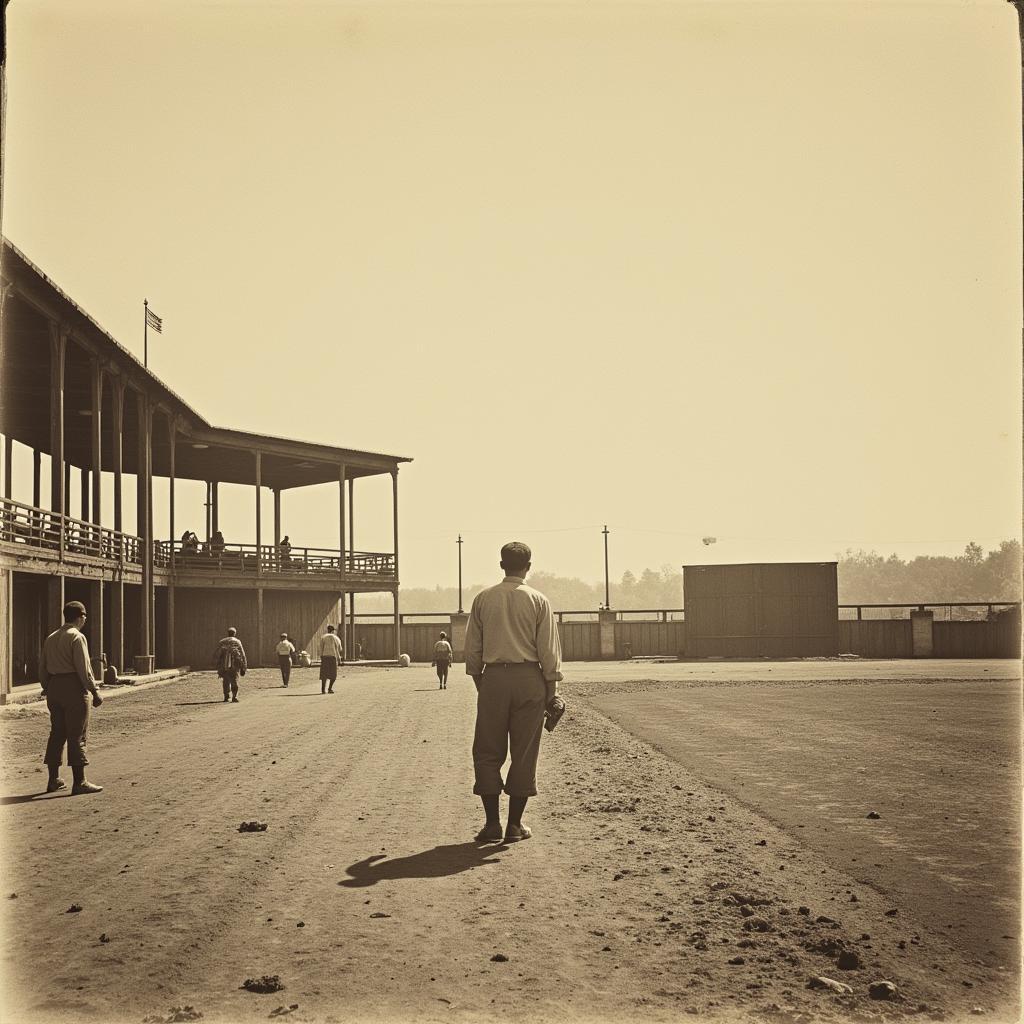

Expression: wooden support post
xmin=87 ymin=578 xmax=104 ymax=678
xmin=167 ymin=585 xmax=175 ymax=666
xmin=3 ymin=435 xmax=11 ymax=499
xmin=91 ymin=360 xmax=102 ymax=535
xmin=393 ymin=590 xmax=401 ymax=661
xmin=0 ymin=568 xmax=12 ymax=704
xmin=212 ymin=480 xmax=219 ymax=535
xmin=109 ymin=580 xmax=124 ymax=675
xmin=256 ymin=588 xmax=264 ymax=667
xmin=273 ymin=488 xmax=281 ymax=551
xmin=348 ymin=478 xmax=355 ymax=654
xmin=137 ymin=393 xmax=152 ymax=665
xmin=47 ymin=575 xmax=63 ymax=634
xmin=339 ymin=590 xmax=347 ymax=662
xmin=391 ymin=467 xmax=399 ymax=586
xmin=392 ymin=469 xmax=400 ymax=660
xmin=32 ymin=449 xmax=41 ymax=509
xmin=112 ymin=380 xmax=123 ymax=537
xmin=255 ymin=451 xmax=262 ymax=576
xmin=168 ymin=418 xmax=176 ymax=571
xmin=338 ymin=463 xmax=347 ymax=576
xmin=48 ymin=326 xmax=65 ymax=537
xmin=80 ymin=467 xmax=89 ymax=522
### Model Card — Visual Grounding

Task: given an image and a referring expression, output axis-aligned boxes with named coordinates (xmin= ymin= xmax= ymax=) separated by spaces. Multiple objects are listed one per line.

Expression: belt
xmin=485 ymin=661 xmax=539 ymax=668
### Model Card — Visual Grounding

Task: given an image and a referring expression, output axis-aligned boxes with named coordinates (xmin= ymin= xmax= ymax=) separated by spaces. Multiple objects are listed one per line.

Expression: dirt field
xmin=0 ymin=659 xmax=1020 ymax=1024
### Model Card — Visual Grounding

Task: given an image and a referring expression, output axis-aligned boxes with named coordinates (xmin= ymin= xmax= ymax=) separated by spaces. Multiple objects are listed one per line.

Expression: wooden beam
xmin=32 ymin=449 xmax=41 ymax=509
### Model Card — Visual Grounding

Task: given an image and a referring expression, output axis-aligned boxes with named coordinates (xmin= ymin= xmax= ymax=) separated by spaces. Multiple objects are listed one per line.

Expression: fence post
xmin=449 ymin=611 xmax=469 ymax=663
xmin=599 ymin=609 xmax=616 ymax=660
xmin=910 ymin=609 xmax=934 ymax=658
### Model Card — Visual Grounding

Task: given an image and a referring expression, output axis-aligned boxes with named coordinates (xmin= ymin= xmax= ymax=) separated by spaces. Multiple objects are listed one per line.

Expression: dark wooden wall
xmin=167 ymin=588 xmax=341 ymax=669
xmin=838 ymin=620 xmax=911 ymax=658
xmin=684 ymin=563 xmax=839 ymax=658
xmin=11 ymin=572 xmax=47 ymax=682
xmin=934 ymin=620 xmax=1021 ymax=659
xmin=616 ymin=620 xmax=686 ymax=658
xmin=263 ymin=590 xmax=341 ymax=666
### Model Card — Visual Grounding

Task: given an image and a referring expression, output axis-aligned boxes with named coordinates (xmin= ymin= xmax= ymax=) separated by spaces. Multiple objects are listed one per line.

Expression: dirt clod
xmin=490 ymin=953 xmax=509 ymax=962
xmin=242 ymin=976 xmax=284 ymax=993
xmin=66 ymin=904 xmax=83 ymax=913
xmin=837 ymin=950 xmax=863 ymax=971
xmin=868 ymin=980 xmax=899 ymax=1001
xmin=238 ymin=821 xmax=268 ymax=832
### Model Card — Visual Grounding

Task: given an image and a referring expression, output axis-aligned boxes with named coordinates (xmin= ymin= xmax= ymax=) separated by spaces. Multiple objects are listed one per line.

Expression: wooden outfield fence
xmin=352 ymin=603 xmax=1019 ymax=663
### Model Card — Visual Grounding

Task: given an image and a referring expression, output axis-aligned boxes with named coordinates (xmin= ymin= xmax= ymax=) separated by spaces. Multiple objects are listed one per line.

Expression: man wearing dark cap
xmin=466 ymin=541 xmax=563 ymax=843
xmin=39 ymin=600 xmax=103 ymax=795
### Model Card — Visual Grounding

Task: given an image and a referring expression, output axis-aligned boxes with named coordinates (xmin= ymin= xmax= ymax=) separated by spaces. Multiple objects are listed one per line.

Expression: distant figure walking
xmin=319 ymin=625 xmax=343 ymax=694
xmin=214 ymin=627 xmax=248 ymax=702
xmin=466 ymin=541 xmax=563 ymax=844
xmin=39 ymin=600 xmax=104 ymax=795
xmin=278 ymin=535 xmax=292 ymax=566
xmin=432 ymin=632 xmax=453 ymax=690
xmin=210 ymin=530 xmax=225 ymax=556
xmin=276 ymin=633 xmax=295 ymax=686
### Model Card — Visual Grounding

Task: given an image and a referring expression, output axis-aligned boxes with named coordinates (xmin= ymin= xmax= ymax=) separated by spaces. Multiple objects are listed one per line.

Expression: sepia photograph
xmin=0 ymin=1 xmax=1021 ymax=1022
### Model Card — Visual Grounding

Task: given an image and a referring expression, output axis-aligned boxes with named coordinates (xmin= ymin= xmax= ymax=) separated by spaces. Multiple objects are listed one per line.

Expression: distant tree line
xmin=355 ymin=541 xmax=1020 ymax=614
xmin=835 ymin=540 xmax=1021 ymax=604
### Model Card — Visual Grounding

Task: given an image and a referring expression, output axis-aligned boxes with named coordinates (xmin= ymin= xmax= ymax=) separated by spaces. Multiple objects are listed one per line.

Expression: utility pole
xmin=602 ymin=524 xmax=610 ymax=610
xmin=457 ymin=534 xmax=464 ymax=614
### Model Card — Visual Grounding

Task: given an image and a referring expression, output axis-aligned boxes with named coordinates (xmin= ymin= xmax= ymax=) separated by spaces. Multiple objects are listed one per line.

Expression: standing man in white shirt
xmin=276 ymin=632 xmax=296 ymax=686
xmin=319 ymin=624 xmax=344 ymax=694
xmin=465 ymin=541 xmax=563 ymax=843
xmin=39 ymin=600 xmax=104 ymax=795
xmin=432 ymin=631 xmax=454 ymax=690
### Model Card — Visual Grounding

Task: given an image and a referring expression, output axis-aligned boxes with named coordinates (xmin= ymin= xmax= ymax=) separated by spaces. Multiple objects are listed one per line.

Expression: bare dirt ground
xmin=0 ymin=659 xmax=1020 ymax=1024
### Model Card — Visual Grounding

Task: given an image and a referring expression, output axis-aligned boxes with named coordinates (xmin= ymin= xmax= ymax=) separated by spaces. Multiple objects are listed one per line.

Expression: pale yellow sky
xmin=3 ymin=0 xmax=1021 ymax=591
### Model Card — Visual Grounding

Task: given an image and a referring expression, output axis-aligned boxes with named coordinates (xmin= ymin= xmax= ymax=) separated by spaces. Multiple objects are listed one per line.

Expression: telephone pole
xmin=602 ymin=524 xmax=611 ymax=610
xmin=457 ymin=534 xmax=464 ymax=614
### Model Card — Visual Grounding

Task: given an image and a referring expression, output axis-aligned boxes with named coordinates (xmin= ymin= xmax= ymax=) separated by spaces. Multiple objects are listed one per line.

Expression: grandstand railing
xmin=0 ymin=496 xmax=141 ymax=564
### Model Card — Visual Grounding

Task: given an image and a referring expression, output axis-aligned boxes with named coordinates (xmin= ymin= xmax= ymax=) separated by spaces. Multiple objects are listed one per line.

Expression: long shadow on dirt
xmin=339 ymin=844 xmax=505 ymax=886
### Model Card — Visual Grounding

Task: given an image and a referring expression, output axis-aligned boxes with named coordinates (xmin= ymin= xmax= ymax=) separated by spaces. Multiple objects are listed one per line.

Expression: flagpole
xmin=144 ymin=298 xmax=149 ymax=368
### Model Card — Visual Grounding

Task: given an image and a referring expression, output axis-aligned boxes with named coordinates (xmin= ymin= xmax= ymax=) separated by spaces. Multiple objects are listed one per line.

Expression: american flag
xmin=146 ymin=307 xmax=163 ymax=333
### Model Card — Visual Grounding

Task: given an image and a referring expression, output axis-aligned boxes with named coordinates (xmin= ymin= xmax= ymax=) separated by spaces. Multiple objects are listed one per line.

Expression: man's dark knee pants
xmin=43 ymin=674 xmax=91 ymax=767
xmin=472 ymin=663 xmax=546 ymax=797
